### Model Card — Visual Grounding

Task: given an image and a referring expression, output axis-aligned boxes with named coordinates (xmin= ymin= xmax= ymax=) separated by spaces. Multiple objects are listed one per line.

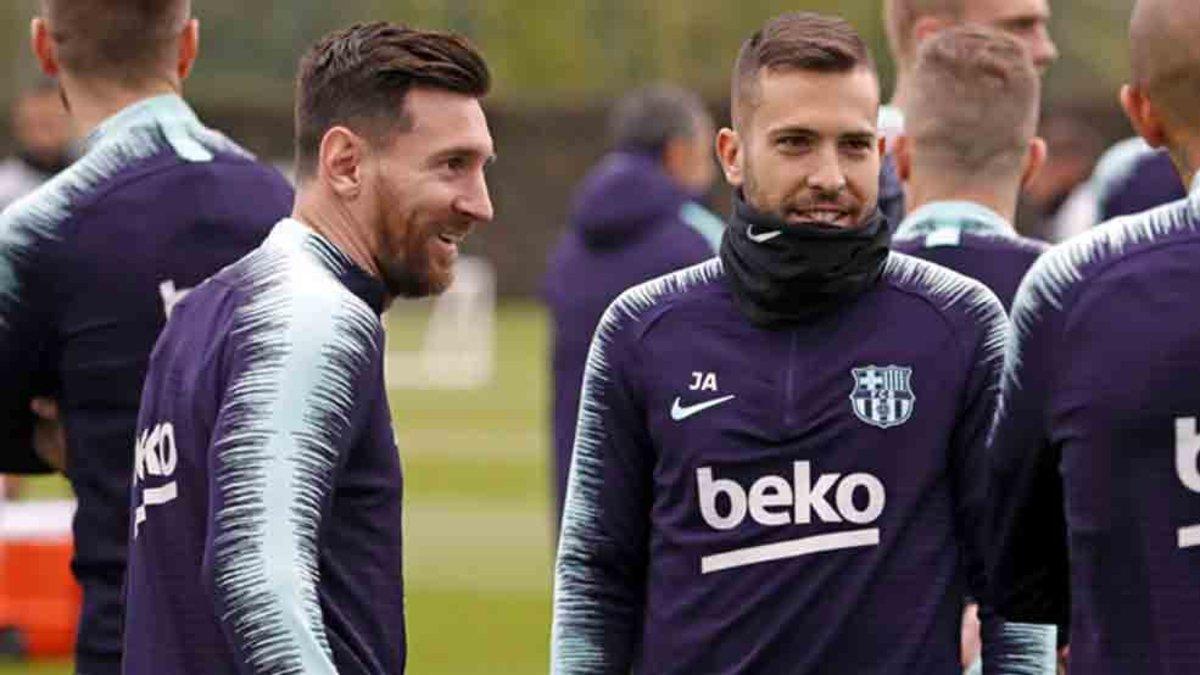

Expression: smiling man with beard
xmin=551 ymin=12 xmax=1053 ymax=674
xmin=121 ymin=22 xmax=494 ymax=674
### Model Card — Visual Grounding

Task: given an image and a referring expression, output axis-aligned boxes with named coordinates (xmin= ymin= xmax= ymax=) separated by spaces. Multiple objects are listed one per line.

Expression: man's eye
xmin=445 ymin=157 xmax=467 ymax=172
xmin=777 ymin=137 xmax=807 ymax=150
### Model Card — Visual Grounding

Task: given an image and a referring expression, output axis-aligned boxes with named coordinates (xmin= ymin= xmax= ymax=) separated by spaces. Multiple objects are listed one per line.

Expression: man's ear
xmin=177 ymin=19 xmax=200 ymax=81
xmin=1019 ymin=136 xmax=1048 ymax=190
xmin=30 ymin=18 xmax=59 ymax=78
xmin=319 ymin=126 xmax=366 ymax=200
xmin=716 ymin=127 xmax=744 ymax=187
xmin=1122 ymin=84 xmax=1169 ymax=148
xmin=893 ymin=134 xmax=914 ymax=182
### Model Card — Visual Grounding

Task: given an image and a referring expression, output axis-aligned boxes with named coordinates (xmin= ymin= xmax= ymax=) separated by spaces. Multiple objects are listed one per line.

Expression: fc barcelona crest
xmin=850 ymin=365 xmax=915 ymax=429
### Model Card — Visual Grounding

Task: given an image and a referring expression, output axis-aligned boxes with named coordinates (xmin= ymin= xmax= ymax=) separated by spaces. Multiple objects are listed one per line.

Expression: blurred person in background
xmin=0 ymin=0 xmax=293 ymax=671
xmin=880 ymin=0 xmax=1058 ymax=230
xmin=123 ymin=22 xmax=493 ymax=674
xmin=552 ymin=13 xmax=1049 ymax=673
xmin=544 ymin=83 xmax=721 ymax=521
xmin=988 ymin=0 xmax=1200 ymax=671
xmin=1049 ymin=136 xmax=1186 ymax=242
xmin=883 ymin=0 xmax=1058 ymax=140
xmin=1016 ymin=110 xmax=1105 ymax=242
xmin=0 ymin=79 xmax=73 ymax=209
xmin=893 ymin=26 xmax=1049 ymax=312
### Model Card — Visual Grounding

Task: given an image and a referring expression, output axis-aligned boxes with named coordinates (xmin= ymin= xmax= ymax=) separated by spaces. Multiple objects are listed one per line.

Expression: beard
xmin=374 ymin=175 xmax=456 ymax=299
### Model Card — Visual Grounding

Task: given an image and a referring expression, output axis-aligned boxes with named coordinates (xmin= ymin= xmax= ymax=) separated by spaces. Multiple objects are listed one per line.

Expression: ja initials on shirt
xmin=690 ymin=372 xmax=718 ymax=392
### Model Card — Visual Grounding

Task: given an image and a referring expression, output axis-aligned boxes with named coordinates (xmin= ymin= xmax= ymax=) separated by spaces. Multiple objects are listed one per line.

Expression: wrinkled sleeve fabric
xmin=203 ymin=280 xmax=383 ymax=675
xmin=552 ymin=296 xmax=654 ymax=674
xmin=0 ymin=207 xmax=60 ymax=474
xmin=983 ymin=262 xmax=1069 ymax=674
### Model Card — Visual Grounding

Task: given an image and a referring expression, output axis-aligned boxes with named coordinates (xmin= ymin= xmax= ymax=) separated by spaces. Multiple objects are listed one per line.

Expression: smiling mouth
xmin=788 ymin=208 xmax=853 ymax=226
xmin=437 ymin=229 xmax=469 ymax=246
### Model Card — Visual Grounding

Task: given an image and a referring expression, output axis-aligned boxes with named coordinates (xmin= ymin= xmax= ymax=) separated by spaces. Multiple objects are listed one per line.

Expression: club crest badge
xmin=850 ymin=365 xmax=915 ymax=429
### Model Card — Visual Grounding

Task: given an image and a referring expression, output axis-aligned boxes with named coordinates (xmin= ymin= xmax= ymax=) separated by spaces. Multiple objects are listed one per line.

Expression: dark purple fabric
xmin=893 ymin=233 xmax=1047 ymax=311
xmin=544 ymin=152 xmax=715 ymax=518
xmin=989 ymin=191 xmax=1200 ymax=672
xmin=1100 ymin=149 xmax=1185 ymax=221
xmin=551 ymin=253 xmax=1005 ymax=673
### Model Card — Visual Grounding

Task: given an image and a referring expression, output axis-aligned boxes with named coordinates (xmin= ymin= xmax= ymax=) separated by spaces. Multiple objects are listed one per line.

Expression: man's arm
xmin=552 ymin=299 xmax=654 ymax=674
xmin=0 ymin=211 xmax=59 ymax=474
xmin=983 ymin=268 xmax=1069 ymax=674
xmin=203 ymin=290 xmax=383 ymax=674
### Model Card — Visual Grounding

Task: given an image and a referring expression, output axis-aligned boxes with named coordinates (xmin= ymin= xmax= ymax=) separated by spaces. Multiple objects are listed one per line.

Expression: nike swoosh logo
xmin=746 ymin=225 xmax=782 ymax=243
xmin=671 ymin=395 xmax=736 ymax=421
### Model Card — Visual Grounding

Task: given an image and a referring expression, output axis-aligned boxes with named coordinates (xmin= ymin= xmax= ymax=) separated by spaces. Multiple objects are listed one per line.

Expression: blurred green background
xmin=0 ymin=0 xmax=1139 ymax=110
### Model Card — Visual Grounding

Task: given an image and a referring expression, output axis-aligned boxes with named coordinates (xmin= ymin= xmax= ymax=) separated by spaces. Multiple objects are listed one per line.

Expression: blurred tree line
xmin=1 ymin=0 xmax=1136 ymax=111
xmin=0 ymin=0 xmax=1143 ymax=296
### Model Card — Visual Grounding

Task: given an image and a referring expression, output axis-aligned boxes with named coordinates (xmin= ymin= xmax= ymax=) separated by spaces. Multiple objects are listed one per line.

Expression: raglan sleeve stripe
xmin=552 ymin=295 xmax=654 ymax=675
xmin=204 ymin=267 xmax=381 ymax=674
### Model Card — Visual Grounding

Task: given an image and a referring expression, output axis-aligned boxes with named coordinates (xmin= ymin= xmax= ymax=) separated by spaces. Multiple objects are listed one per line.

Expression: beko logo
xmin=696 ymin=461 xmax=885 ymax=574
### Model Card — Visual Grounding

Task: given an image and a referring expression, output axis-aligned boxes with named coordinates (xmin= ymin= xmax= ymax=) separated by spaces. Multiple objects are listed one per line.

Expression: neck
xmin=60 ymin=73 xmax=180 ymax=138
xmin=905 ymin=175 xmax=1020 ymax=224
xmin=1170 ymin=137 xmax=1200 ymax=191
xmin=889 ymin=67 xmax=913 ymax=113
xmin=292 ymin=186 xmax=384 ymax=282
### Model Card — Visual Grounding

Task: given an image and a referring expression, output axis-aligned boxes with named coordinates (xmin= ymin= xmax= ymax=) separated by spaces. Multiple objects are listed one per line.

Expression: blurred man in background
xmin=551 ymin=13 xmax=1049 ymax=673
xmin=880 ymin=0 xmax=1058 ymax=234
xmin=892 ymin=26 xmax=1049 ymax=311
xmin=544 ymin=84 xmax=720 ymax=520
xmin=0 ymin=1 xmax=293 ymax=671
xmin=883 ymin=0 xmax=1057 ymax=141
xmin=0 ymin=79 xmax=72 ymax=209
xmin=989 ymin=0 xmax=1200 ymax=671
xmin=123 ymin=22 xmax=493 ymax=674
xmin=1049 ymin=137 xmax=1186 ymax=242
xmin=1017 ymin=110 xmax=1105 ymax=242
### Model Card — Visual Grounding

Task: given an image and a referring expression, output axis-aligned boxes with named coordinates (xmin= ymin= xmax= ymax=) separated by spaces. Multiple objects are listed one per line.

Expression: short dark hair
xmin=608 ymin=84 xmax=711 ymax=156
xmin=907 ymin=26 xmax=1040 ymax=174
xmin=732 ymin=12 xmax=876 ymax=128
xmin=41 ymin=0 xmax=190 ymax=84
xmin=294 ymin=22 xmax=491 ymax=179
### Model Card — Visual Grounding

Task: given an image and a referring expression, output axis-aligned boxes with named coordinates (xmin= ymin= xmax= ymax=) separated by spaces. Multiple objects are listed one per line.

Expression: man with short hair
xmin=0 ymin=1 xmax=293 ymax=671
xmin=551 ymin=13 xmax=1045 ymax=673
xmin=883 ymin=0 xmax=1057 ymax=140
xmin=892 ymin=26 xmax=1049 ymax=310
xmin=123 ymin=22 xmax=494 ymax=674
xmin=0 ymin=80 xmax=73 ymax=209
xmin=988 ymin=0 xmax=1200 ymax=671
xmin=544 ymin=83 xmax=721 ymax=520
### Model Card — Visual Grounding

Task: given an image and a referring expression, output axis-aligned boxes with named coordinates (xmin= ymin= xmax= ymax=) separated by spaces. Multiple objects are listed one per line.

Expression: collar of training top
xmin=267 ymin=218 xmax=389 ymax=316
xmin=894 ymin=200 xmax=1015 ymax=241
xmin=81 ymin=94 xmax=210 ymax=160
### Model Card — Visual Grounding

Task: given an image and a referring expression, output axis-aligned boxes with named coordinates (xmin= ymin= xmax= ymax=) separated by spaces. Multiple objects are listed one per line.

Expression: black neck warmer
xmin=720 ymin=191 xmax=891 ymax=328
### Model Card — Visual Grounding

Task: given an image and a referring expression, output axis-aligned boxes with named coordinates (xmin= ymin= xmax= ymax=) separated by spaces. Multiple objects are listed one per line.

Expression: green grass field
xmin=1 ymin=301 xmax=556 ymax=674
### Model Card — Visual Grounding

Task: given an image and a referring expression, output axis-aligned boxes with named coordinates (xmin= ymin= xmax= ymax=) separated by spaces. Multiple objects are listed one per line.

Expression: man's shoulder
xmin=880 ymin=251 xmax=1007 ymax=342
xmin=1015 ymin=195 xmax=1200 ymax=321
xmin=597 ymin=258 xmax=725 ymax=343
xmin=232 ymin=232 xmax=383 ymax=343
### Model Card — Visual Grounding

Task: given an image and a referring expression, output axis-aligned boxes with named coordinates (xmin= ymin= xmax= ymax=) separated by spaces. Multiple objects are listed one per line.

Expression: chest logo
xmin=850 ymin=365 xmax=915 ymax=429
xmin=671 ymin=395 xmax=736 ymax=421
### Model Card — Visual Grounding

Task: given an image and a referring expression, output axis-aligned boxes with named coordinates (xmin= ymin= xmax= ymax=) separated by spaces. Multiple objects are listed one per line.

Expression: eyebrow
xmin=768 ymin=125 xmax=877 ymax=139
xmin=431 ymin=145 xmax=497 ymax=164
